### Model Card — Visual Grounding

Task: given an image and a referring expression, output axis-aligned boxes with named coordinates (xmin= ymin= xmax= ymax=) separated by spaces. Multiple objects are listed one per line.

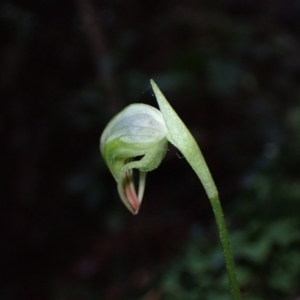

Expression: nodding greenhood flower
xmin=100 ymin=80 xmax=242 ymax=300
xmin=100 ymin=103 xmax=168 ymax=214
xmin=100 ymin=79 xmax=217 ymax=215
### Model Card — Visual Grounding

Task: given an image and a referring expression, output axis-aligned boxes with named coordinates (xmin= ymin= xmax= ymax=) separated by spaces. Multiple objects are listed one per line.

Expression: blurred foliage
xmin=1 ymin=0 xmax=300 ymax=299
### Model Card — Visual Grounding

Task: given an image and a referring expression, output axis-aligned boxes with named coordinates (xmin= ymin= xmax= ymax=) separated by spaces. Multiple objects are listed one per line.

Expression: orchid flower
xmin=100 ymin=103 xmax=168 ymax=214
xmin=100 ymin=80 xmax=241 ymax=300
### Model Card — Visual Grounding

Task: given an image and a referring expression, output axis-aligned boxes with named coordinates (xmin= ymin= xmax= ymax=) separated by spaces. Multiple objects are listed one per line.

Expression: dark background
xmin=2 ymin=0 xmax=300 ymax=299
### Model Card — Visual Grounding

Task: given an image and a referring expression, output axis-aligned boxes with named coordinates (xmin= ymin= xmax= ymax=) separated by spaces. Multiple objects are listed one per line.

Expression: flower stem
xmin=187 ymin=149 xmax=241 ymax=299
xmin=209 ymin=193 xmax=242 ymax=300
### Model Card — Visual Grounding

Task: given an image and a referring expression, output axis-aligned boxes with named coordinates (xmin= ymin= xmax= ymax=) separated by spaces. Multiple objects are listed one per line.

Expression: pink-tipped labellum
xmin=118 ymin=163 xmax=147 ymax=214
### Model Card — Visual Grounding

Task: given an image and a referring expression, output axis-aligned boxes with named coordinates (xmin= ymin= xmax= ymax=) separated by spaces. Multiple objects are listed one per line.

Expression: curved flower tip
xmin=100 ymin=103 xmax=168 ymax=214
xmin=119 ymin=167 xmax=146 ymax=215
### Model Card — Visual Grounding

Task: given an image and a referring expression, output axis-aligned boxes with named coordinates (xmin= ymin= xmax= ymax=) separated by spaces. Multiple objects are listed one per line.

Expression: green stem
xmin=209 ymin=193 xmax=242 ymax=300
xmin=187 ymin=148 xmax=241 ymax=299
xmin=189 ymin=155 xmax=242 ymax=299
